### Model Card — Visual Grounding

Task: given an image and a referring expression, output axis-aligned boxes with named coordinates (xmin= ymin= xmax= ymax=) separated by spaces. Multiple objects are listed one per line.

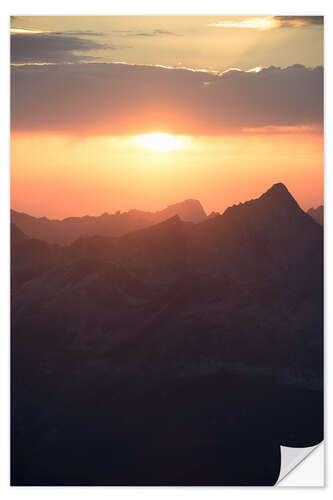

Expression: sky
xmin=10 ymin=16 xmax=324 ymax=218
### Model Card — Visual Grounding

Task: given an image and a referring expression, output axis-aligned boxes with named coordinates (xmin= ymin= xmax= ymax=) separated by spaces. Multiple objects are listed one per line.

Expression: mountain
xmin=145 ymin=198 xmax=206 ymax=223
xmin=207 ymin=211 xmax=220 ymax=219
xmin=11 ymin=222 xmax=28 ymax=245
xmin=11 ymin=199 xmax=207 ymax=245
xmin=11 ymin=183 xmax=323 ymax=486
xmin=308 ymin=205 xmax=324 ymax=225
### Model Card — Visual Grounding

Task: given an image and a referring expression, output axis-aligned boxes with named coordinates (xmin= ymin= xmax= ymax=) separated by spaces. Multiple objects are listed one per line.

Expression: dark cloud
xmin=273 ymin=16 xmax=324 ymax=27
xmin=113 ymin=29 xmax=181 ymax=37
xmin=53 ymin=30 xmax=105 ymax=36
xmin=11 ymin=33 xmax=113 ymax=64
xmin=11 ymin=63 xmax=323 ymax=135
xmin=154 ymin=29 xmax=181 ymax=36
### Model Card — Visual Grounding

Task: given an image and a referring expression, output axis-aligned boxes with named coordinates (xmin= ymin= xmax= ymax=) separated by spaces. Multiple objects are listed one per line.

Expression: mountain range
xmin=11 ymin=195 xmax=324 ymax=246
xmin=11 ymin=198 xmax=207 ymax=245
xmin=11 ymin=183 xmax=323 ymax=486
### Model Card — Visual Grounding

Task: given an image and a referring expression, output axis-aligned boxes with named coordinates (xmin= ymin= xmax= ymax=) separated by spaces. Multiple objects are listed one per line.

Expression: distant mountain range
xmin=11 ymin=183 xmax=323 ymax=486
xmin=12 ymin=195 xmax=324 ymax=246
xmin=11 ymin=199 xmax=207 ymax=245
xmin=308 ymin=205 xmax=324 ymax=225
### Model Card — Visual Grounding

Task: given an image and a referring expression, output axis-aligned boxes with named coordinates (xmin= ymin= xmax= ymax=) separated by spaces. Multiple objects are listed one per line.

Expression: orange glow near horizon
xmin=11 ymin=132 xmax=323 ymax=220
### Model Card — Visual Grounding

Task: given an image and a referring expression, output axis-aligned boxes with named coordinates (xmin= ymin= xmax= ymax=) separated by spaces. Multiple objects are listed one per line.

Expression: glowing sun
xmin=135 ymin=133 xmax=181 ymax=152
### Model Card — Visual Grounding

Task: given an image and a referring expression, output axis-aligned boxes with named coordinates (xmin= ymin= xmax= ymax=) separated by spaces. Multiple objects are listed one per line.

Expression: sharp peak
xmin=264 ymin=183 xmax=290 ymax=195
xmin=269 ymin=182 xmax=287 ymax=190
xmin=222 ymin=182 xmax=301 ymax=218
xmin=260 ymin=183 xmax=299 ymax=204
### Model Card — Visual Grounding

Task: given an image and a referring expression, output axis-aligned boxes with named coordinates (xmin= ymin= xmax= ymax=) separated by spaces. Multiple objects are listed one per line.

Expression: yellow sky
xmin=11 ymin=16 xmax=323 ymax=71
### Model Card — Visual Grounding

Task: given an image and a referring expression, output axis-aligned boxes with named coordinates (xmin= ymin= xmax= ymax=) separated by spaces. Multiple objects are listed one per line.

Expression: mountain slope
xmin=11 ymin=182 xmax=323 ymax=373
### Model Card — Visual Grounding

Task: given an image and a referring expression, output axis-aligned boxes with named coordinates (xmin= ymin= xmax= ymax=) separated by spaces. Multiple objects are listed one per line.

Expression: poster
xmin=10 ymin=15 xmax=324 ymax=486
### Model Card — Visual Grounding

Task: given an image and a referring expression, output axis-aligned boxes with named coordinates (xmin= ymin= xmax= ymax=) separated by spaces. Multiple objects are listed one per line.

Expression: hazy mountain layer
xmin=308 ymin=205 xmax=324 ymax=225
xmin=11 ymin=183 xmax=323 ymax=486
xmin=11 ymin=199 xmax=207 ymax=245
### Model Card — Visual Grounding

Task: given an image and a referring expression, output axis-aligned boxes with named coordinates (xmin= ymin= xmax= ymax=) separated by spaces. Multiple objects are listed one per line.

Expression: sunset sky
xmin=10 ymin=16 xmax=323 ymax=218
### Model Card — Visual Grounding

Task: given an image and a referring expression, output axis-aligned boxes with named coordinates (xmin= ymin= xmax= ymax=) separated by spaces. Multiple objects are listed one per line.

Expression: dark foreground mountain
xmin=308 ymin=205 xmax=324 ymax=225
xmin=11 ymin=183 xmax=323 ymax=486
xmin=11 ymin=198 xmax=207 ymax=244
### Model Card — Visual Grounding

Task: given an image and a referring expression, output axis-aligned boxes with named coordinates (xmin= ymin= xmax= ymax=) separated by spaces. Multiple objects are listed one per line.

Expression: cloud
xmin=206 ymin=16 xmax=323 ymax=30
xmin=206 ymin=17 xmax=278 ymax=29
xmin=52 ymin=30 xmax=105 ymax=37
xmin=11 ymin=32 xmax=113 ymax=64
xmin=273 ymin=16 xmax=324 ymax=27
xmin=11 ymin=63 xmax=323 ymax=136
xmin=113 ymin=29 xmax=181 ymax=37
xmin=11 ymin=27 xmax=105 ymax=36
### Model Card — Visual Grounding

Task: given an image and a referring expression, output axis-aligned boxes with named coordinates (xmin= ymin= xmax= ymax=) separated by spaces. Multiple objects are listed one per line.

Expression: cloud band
xmin=11 ymin=62 xmax=323 ymax=136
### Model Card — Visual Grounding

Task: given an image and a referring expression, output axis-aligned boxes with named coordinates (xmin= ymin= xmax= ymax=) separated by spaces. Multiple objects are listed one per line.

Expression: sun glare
xmin=135 ymin=133 xmax=182 ymax=152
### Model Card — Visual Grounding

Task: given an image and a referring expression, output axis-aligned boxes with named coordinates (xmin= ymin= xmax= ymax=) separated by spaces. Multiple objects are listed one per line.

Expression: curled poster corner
xmin=277 ymin=443 xmax=324 ymax=485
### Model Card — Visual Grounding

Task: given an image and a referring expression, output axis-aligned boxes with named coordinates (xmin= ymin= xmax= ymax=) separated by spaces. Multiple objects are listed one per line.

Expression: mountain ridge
xmin=11 ymin=183 xmax=313 ymax=245
xmin=11 ymin=198 xmax=206 ymax=245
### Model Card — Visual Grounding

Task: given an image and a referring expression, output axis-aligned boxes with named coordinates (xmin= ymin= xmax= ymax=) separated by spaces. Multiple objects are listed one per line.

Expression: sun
xmin=135 ymin=133 xmax=181 ymax=152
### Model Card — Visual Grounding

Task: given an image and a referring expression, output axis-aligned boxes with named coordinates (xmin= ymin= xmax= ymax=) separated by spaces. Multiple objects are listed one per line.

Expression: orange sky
xmin=10 ymin=16 xmax=324 ymax=218
xmin=11 ymin=131 xmax=323 ymax=218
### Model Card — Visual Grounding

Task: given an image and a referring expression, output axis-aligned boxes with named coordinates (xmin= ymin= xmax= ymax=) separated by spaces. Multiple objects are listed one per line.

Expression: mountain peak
xmin=157 ymin=199 xmax=206 ymax=223
xmin=268 ymin=182 xmax=288 ymax=192
xmin=222 ymin=183 xmax=303 ymax=222
xmin=258 ymin=183 xmax=302 ymax=210
xmin=261 ymin=182 xmax=293 ymax=199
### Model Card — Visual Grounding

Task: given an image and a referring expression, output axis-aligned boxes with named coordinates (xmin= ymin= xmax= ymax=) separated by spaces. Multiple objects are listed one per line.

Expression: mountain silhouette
xmin=11 ymin=183 xmax=323 ymax=486
xmin=308 ymin=205 xmax=324 ymax=225
xmin=11 ymin=199 xmax=207 ymax=245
